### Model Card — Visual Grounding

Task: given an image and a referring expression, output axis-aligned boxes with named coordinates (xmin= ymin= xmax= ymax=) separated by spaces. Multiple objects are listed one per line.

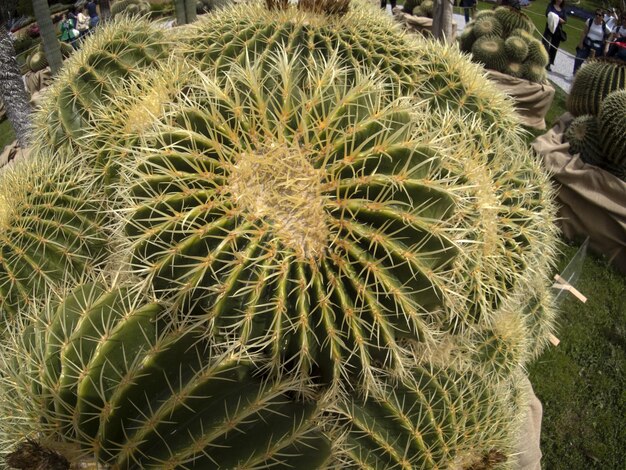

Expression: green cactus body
xmin=420 ymin=0 xmax=433 ymax=16
xmin=27 ymin=50 xmax=49 ymax=72
xmin=521 ymin=61 xmax=547 ymax=83
xmin=32 ymin=17 xmax=169 ymax=153
xmin=567 ymin=58 xmax=626 ymax=117
xmin=123 ymin=57 xmax=459 ymax=387
xmin=413 ymin=5 xmax=426 ymax=16
xmin=504 ymin=36 xmax=528 ymax=63
xmin=333 ymin=366 xmax=517 ymax=468
xmin=474 ymin=9 xmax=495 ymax=20
xmin=472 ymin=15 xmax=504 ymax=38
xmin=471 ymin=36 xmax=507 ymax=73
xmin=504 ymin=61 xmax=524 ymax=78
xmin=0 ymin=158 xmax=109 ymax=323
xmin=110 ymin=0 xmax=150 ymax=17
xmin=494 ymin=6 xmax=533 ymax=36
xmin=564 ymin=114 xmax=603 ymax=165
xmin=1 ymin=283 xmax=331 ymax=468
xmin=458 ymin=25 xmax=475 ymax=53
xmin=598 ymin=89 xmax=626 ymax=170
xmin=175 ymin=2 xmax=519 ymax=132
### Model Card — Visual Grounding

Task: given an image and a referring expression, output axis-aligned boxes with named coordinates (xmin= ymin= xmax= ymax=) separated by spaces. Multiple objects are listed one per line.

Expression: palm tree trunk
xmin=185 ymin=0 xmax=197 ymax=23
xmin=0 ymin=24 xmax=31 ymax=147
xmin=432 ymin=0 xmax=454 ymax=41
xmin=99 ymin=0 xmax=112 ymax=20
xmin=31 ymin=0 xmax=63 ymax=74
xmin=175 ymin=0 xmax=187 ymax=25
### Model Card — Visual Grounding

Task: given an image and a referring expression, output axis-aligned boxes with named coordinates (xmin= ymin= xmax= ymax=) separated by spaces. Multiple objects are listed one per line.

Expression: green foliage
xmin=567 ymin=58 xmax=626 ymax=117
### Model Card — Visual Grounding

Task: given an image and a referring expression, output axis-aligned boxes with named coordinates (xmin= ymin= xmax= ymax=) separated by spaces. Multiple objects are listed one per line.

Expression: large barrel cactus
xmin=0 ymin=157 xmax=110 ymax=324
xmin=567 ymin=58 xmax=626 ymax=117
xmin=0 ymin=1 xmax=559 ymax=468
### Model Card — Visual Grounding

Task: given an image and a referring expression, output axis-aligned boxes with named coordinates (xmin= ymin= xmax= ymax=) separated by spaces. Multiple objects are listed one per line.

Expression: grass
xmin=0 ymin=120 xmax=16 ymax=154
xmin=529 ymin=242 xmax=626 ymax=469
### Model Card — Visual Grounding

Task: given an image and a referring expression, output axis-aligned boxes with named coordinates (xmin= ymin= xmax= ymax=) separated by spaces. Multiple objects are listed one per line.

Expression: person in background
xmin=86 ymin=0 xmax=99 ymax=29
xmin=607 ymin=12 xmax=626 ymax=61
xmin=380 ymin=0 xmax=396 ymax=11
xmin=460 ymin=0 xmax=476 ymax=24
xmin=604 ymin=8 xmax=618 ymax=31
xmin=542 ymin=0 xmax=567 ymax=71
xmin=76 ymin=6 xmax=90 ymax=40
xmin=59 ymin=12 xmax=78 ymax=50
xmin=573 ymin=9 xmax=610 ymax=74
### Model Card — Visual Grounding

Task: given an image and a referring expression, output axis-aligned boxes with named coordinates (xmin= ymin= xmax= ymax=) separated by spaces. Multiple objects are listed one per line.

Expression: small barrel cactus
xmin=598 ymin=89 xmax=626 ymax=173
xmin=0 ymin=157 xmax=110 ymax=324
xmin=472 ymin=36 xmax=508 ymax=72
xmin=472 ymin=15 xmax=503 ymax=38
xmin=27 ymin=49 xmax=48 ymax=72
xmin=504 ymin=35 xmax=529 ymax=63
xmin=494 ymin=6 xmax=533 ymax=36
xmin=567 ymin=58 xmax=626 ymax=117
xmin=564 ymin=114 xmax=603 ymax=164
xmin=111 ymin=0 xmax=152 ymax=17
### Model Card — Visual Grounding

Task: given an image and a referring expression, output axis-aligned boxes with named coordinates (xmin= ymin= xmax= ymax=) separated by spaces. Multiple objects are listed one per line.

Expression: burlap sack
xmin=485 ymin=70 xmax=555 ymax=130
xmin=532 ymin=113 xmax=626 ymax=273
xmin=0 ymin=140 xmax=30 ymax=170
xmin=515 ymin=376 xmax=543 ymax=470
xmin=23 ymin=67 xmax=53 ymax=96
xmin=400 ymin=12 xmax=458 ymax=41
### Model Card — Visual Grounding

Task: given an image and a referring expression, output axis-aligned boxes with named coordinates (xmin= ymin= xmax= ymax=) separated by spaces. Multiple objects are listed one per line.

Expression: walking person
xmin=380 ymin=0 xmax=396 ymax=11
xmin=76 ymin=6 xmax=91 ymax=41
xmin=59 ymin=12 xmax=79 ymax=50
xmin=607 ymin=12 xmax=626 ymax=61
xmin=573 ymin=9 xmax=611 ymax=74
xmin=86 ymin=0 xmax=100 ymax=29
xmin=460 ymin=0 xmax=476 ymax=24
xmin=542 ymin=0 xmax=567 ymax=71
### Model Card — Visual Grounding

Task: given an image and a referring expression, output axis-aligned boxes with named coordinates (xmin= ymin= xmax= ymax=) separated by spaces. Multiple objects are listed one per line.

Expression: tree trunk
xmin=432 ymin=0 xmax=454 ymax=42
xmin=99 ymin=0 xmax=112 ymax=20
xmin=175 ymin=0 xmax=187 ymax=25
xmin=0 ymin=25 xmax=32 ymax=147
xmin=185 ymin=0 xmax=197 ymax=23
xmin=31 ymin=0 xmax=63 ymax=74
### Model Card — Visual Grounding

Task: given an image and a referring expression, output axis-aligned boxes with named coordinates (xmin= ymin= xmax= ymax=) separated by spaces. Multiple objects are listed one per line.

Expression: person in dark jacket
xmin=86 ymin=0 xmax=99 ymax=28
xmin=460 ymin=0 xmax=476 ymax=23
xmin=541 ymin=0 xmax=567 ymax=71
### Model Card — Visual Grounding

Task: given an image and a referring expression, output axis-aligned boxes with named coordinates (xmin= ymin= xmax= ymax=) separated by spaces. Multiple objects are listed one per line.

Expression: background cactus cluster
xmin=401 ymin=0 xmax=434 ymax=18
xmin=24 ymin=42 xmax=73 ymax=73
xmin=564 ymin=58 xmax=626 ymax=180
xmin=110 ymin=0 xmax=152 ymax=18
xmin=0 ymin=1 xmax=559 ymax=468
xmin=458 ymin=7 xmax=549 ymax=82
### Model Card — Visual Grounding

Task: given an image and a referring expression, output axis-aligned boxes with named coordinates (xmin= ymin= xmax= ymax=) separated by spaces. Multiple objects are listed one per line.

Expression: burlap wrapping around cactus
xmin=23 ymin=67 xmax=53 ymax=96
xmin=532 ymin=113 xmax=626 ymax=273
xmin=485 ymin=70 xmax=555 ymax=129
xmin=400 ymin=12 xmax=457 ymax=40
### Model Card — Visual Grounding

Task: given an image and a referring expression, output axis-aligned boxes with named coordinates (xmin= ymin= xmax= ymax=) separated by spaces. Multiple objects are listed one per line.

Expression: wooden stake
xmin=552 ymin=274 xmax=587 ymax=303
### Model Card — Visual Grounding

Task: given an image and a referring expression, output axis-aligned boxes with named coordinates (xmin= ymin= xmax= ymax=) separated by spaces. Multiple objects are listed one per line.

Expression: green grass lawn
xmin=0 ymin=120 xmax=16 ymax=154
xmin=529 ymin=242 xmax=626 ymax=469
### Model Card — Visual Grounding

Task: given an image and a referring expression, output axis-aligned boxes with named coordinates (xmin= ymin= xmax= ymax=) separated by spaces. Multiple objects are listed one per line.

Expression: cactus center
xmin=228 ymin=143 xmax=329 ymax=260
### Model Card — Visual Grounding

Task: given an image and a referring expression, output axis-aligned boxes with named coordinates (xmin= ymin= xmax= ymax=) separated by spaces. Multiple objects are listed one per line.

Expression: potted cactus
xmin=0 ymin=1 xmax=559 ymax=468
